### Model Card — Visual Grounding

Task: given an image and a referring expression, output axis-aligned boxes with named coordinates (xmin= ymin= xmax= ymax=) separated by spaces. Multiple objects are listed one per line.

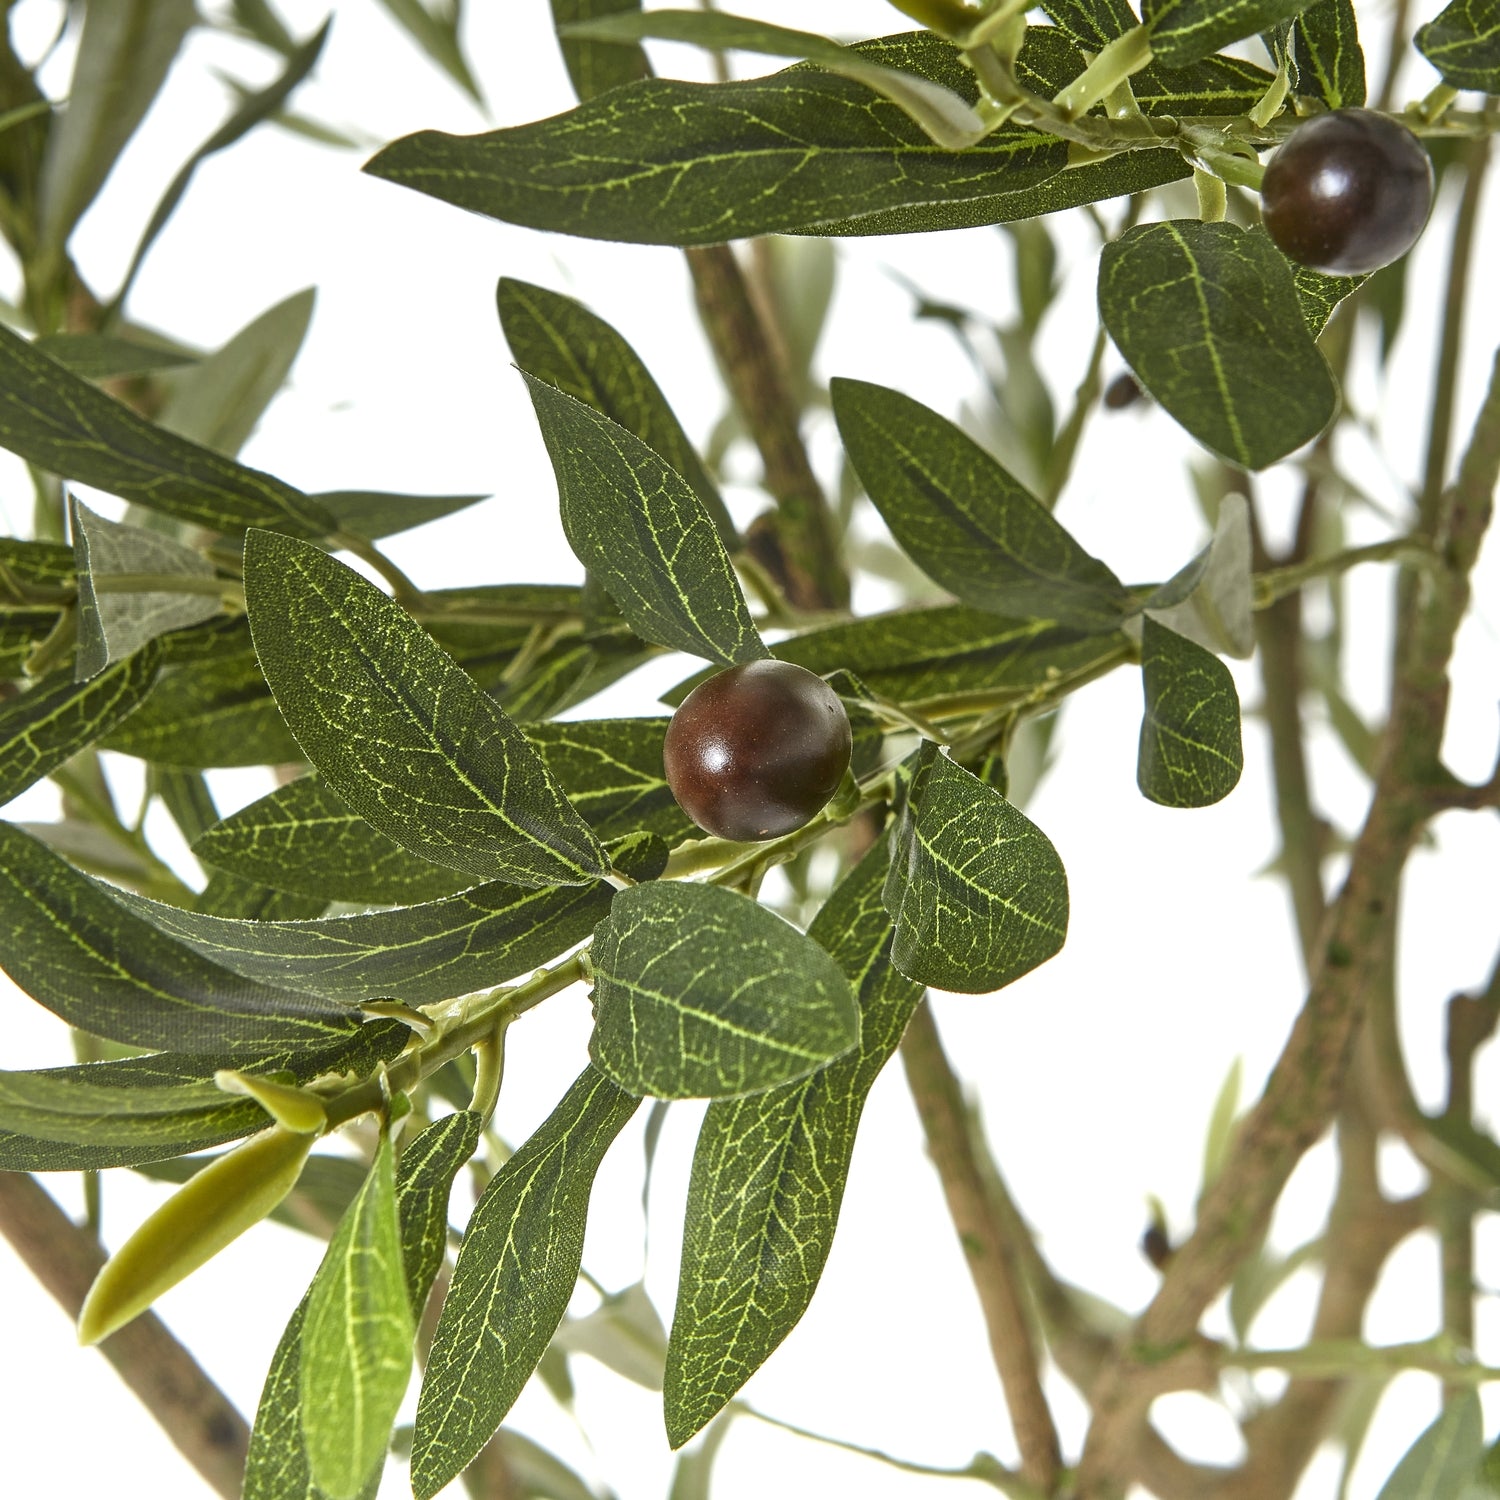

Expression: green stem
xmin=1044 ymin=326 xmax=1108 ymax=506
xmin=882 ymin=0 xmax=979 ymax=38
xmin=1418 ymin=83 xmax=1460 ymax=125
xmin=1246 ymin=54 xmax=1292 ymax=129
xmin=1252 ymin=537 xmax=1435 ymax=608
xmin=332 ymin=530 xmax=424 ymax=606
xmin=1194 ymin=169 xmax=1227 ymax=222
xmin=1052 ymin=26 xmax=1154 ymax=121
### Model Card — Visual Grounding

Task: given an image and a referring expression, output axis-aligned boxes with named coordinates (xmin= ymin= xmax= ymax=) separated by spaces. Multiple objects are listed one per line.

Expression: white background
xmin=0 ymin=0 xmax=1498 ymax=1496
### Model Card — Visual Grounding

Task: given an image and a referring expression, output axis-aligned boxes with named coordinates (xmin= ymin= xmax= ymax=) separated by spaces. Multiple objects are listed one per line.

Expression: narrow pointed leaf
xmin=665 ymin=833 xmax=922 ymax=1444
xmin=113 ymin=20 xmax=331 ymax=311
xmin=884 ymin=741 xmax=1068 ymax=993
xmin=589 ymin=881 xmax=859 ymax=1099
xmin=564 ymin=11 xmax=988 ymax=149
xmin=301 ymin=1136 xmax=415 ymax=1500
xmin=498 ymin=278 xmax=736 ymax=547
xmin=33 ymin=332 xmax=197 ymax=381
xmin=71 ymin=499 xmax=220 ymax=677
xmin=192 ymin=774 xmax=472 ymax=905
xmin=1137 ymin=615 xmax=1243 ymax=807
xmin=111 ymin=876 xmax=616 ymax=1005
xmin=395 ymin=1111 xmax=483 ymax=1317
xmin=0 ymin=821 xmax=360 ymax=1053
xmin=244 ymin=529 xmax=608 ymax=886
xmin=551 ymin=0 xmax=652 ymax=101
xmin=522 ymin=375 xmax=765 ymax=666
xmin=1293 ymin=0 xmax=1365 ymax=108
xmin=0 ymin=645 xmax=160 ymax=806
xmin=364 ymin=34 xmax=1066 ymax=245
xmin=1144 ymin=0 xmax=1312 ymax=64
xmin=0 ymin=323 xmax=332 ymax=535
xmin=373 ymin=0 xmax=481 ymax=101
xmin=37 ymin=0 xmax=197 ymax=257
xmin=1417 ymin=0 xmax=1500 ymax=89
xmin=1098 ymin=221 xmax=1337 ymax=470
xmin=832 ymin=378 xmax=1129 ymax=629
xmin=412 ymin=1066 xmax=638 ymax=1499
xmin=99 ymin=650 xmax=302 ymax=767
xmin=310 ymin=488 xmax=486 ymax=540
xmin=156 ymin=288 xmax=315 ymax=458
xmin=1292 ymin=264 xmax=1367 ymax=339
xmin=1375 ymin=1392 xmax=1484 ymax=1500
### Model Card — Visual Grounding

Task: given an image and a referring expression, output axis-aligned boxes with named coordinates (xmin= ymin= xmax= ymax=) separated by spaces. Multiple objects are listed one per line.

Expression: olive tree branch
xmin=899 ymin=1001 xmax=1064 ymax=1494
xmin=1074 ymin=343 xmax=1500 ymax=1496
xmin=0 ymin=1171 xmax=249 ymax=1498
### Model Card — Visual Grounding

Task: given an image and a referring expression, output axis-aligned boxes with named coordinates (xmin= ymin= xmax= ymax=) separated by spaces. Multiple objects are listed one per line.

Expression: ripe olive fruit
xmin=664 ymin=659 xmax=853 ymax=842
xmin=1260 ymin=109 xmax=1434 ymax=277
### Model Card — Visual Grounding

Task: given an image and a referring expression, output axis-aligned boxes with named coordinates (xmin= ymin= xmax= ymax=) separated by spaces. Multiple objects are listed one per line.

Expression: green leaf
xmin=1292 ymin=264 xmax=1368 ymax=340
xmin=498 ymin=278 xmax=736 ymax=548
xmin=1417 ymin=0 xmax=1500 ymax=90
xmin=1145 ymin=492 xmax=1254 ymax=658
xmin=489 ymin=1432 xmax=602 ymax=1500
xmin=32 ymin=332 xmax=198 ymax=381
xmin=0 ymin=1021 xmax=409 ymax=1172
xmin=1375 ymin=1393 xmax=1484 ymax=1500
xmin=111 ymin=876 xmax=617 ymax=1006
xmin=194 ymin=870 xmax=327 ymax=921
xmin=1293 ymin=0 xmax=1365 ymax=108
xmin=1137 ymin=615 xmax=1243 ymax=807
xmin=0 ymin=820 xmax=360 ymax=1054
xmin=99 ymin=650 xmax=303 ymax=767
xmin=0 ymin=537 xmax=76 ymax=591
xmin=70 ymin=498 xmax=221 ymax=677
xmin=301 ymin=1136 xmax=416 ymax=1500
xmin=373 ymin=0 xmax=482 ymax=102
xmin=500 ymin=630 xmax=660 ymax=720
xmin=669 ymin=605 xmax=1131 ymax=712
xmin=664 ymin=833 xmax=922 ymax=1444
xmin=1144 ymin=0 xmax=1312 ymax=66
xmin=0 ymin=645 xmax=160 ymax=806
xmin=395 ymin=1111 xmax=483 ymax=1317
xmin=412 ymin=1065 xmax=638 ymax=1500
xmin=311 ymin=489 xmax=487 ymax=541
xmin=1042 ymin=0 xmax=1137 ymax=46
xmin=522 ymin=375 xmax=765 ymax=666
xmin=193 ymin=774 xmax=472 ymax=905
xmin=564 ymin=10 xmax=989 ymax=149
xmin=884 ymin=740 xmax=1068 ymax=993
xmin=112 ymin=20 xmax=331 ymax=312
xmin=0 ymin=323 xmax=332 ymax=535
xmin=156 ymin=288 xmax=315 ymax=458
xmin=36 ymin=0 xmax=197 ymax=259
xmin=589 ymin=880 xmax=859 ymax=1099
xmin=831 ymin=378 xmax=1129 ymax=630
xmin=364 ymin=34 xmax=1067 ymax=244
xmin=244 ymin=529 xmax=608 ymax=887
xmin=551 ymin=0 xmax=652 ymax=101
xmin=1098 ymin=221 xmax=1338 ymax=471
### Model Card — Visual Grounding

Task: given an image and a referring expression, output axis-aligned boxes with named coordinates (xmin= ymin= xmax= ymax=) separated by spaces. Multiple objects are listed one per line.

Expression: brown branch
xmin=1075 ymin=346 xmax=1500 ymax=1497
xmin=0 ymin=1171 xmax=248 ymax=1498
xmin=899 ymin=1001 xmax=1063 ymax=1494
xmin=683 ymin=243 xmax=848 ymax=611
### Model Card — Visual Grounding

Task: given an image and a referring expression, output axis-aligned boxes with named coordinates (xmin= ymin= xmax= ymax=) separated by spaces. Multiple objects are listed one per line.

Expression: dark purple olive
xmin=663 ymin=660 xmax=852 ymax=842
xmin=1260 ymin=109 xmax=1434 ymax=277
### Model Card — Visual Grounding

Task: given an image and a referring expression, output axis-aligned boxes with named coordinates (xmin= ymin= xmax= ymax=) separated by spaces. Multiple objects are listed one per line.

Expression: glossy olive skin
xmin=1261 ymin=109 xmax=1434 ymax=277
xmin=664 ymin=660 xmax=853 ymax=842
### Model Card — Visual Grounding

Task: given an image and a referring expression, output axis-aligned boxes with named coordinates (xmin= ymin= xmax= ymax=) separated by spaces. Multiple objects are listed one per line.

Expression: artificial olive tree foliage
xmin=0 ymin=0 xmax=1497 ymax=1497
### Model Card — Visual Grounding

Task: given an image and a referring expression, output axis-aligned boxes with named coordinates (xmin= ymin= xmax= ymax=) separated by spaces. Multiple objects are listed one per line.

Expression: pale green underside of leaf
xmin=1145 ymin=0 xmax=1313 ymax=65
xmin=1293 ymin=0 xmax=1366 ymax=108
xmin=0 ymin=322 xmax=331 ymax=535
xmin=885 ymin=741 xmax=1069 ymax=993
xmin=71 ymin=499 xmax=220 ymax=677
xmin=0 ymin=1022 xmax=409 ymax=1171
xmin=1098 ymin=220 xmax=1338 ymax=471
xmin=0 ymin=644 xmax=161 ymax=807
xmin=1137 ymin=615 xmax=1244 ymax=807
xmin=590 ymin=881 xmax=861 ymax=1099
xmin=1417 ymin=0 xmax=1500 ymax=89
xmin=244 ymin=529 xmax=607 ymax=887
xmin=523 ymin=375 xmax=764 ymax=666
xmin=0 ymin=820 xmax=359 ymax=1054
xmin=301 ymin=1137 xmax=415 ymax=1500
xmin=832 ymin=377 xmax=1129 ymax=630
xmin=412 ymin=1066 xmax=639 ymax=1499
xmin=663 ymin=832 xmax=922 ymax=1444
xmin=111 ymin=875 xmax=615 ymax=1006
xmin=1374 ymin=1391 xmax=1484 ymax=1500
xmin=33 ymin=332 xmax=197 ymax=380
xmin=498 ymin=277 xmax=737 ymax=548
